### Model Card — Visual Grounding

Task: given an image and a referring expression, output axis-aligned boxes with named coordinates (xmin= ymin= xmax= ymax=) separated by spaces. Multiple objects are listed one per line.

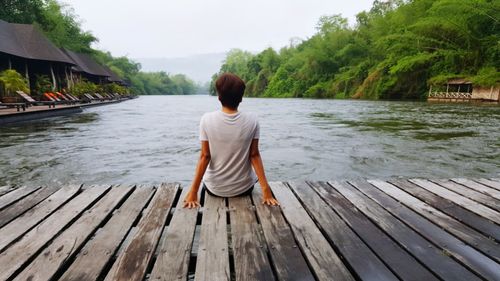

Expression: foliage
xmin=212 ymin=0 xmax=500 ymax=100
xmin=71 ymin=80 xmax=98 ymax=97
xmin=33 ymin=74 xmax=52 ymax=94
xmin=0 ymin=0 xmax=199 ymax=95
xmin=102 ymin=83 xmax=129 ymax=95
xmin=0 ymin=69 xmax=30 ymax=96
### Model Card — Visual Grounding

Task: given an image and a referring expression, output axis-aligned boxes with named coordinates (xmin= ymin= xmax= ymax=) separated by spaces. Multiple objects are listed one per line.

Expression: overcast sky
xmin=63 ymin=0 xmax=374 ymax=59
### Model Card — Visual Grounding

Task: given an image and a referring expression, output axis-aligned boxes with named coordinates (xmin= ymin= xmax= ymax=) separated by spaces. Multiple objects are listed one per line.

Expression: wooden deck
xmin=0 ymin=179 xmax=499 ymax=281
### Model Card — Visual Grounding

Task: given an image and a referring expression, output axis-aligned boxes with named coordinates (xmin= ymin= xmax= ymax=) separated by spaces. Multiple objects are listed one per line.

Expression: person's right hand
xmin=183 ymin=191 xmax=200 ymax=208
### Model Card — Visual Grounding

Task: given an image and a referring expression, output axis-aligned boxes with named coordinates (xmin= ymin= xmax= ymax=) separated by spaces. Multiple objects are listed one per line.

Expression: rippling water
xmin=0 ymin=96 xmax=498 ymax=186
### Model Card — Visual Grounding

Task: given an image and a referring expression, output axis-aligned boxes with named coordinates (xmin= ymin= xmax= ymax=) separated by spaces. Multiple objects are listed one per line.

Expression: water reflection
xmin=0 ymin=96 xmax=498 ymax=186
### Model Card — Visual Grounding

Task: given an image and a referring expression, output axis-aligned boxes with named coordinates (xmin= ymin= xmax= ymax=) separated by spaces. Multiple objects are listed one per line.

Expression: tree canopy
xmin=212 ymin=0 xmax=499 ymax=100
xmin=1 ymin=0 xmax=199 ymax=95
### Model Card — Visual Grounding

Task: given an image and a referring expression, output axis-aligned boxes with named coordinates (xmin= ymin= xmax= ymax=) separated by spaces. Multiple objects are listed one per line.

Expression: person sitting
xmin=183 ymin=73 xmax=279 ymax=208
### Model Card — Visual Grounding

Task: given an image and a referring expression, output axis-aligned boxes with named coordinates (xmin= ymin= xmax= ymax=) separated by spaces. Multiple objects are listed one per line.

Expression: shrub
xmin=71 ymin=80 xmax=98 ymax=97
xmin=0 ymin=69 xmax=29 ymax=97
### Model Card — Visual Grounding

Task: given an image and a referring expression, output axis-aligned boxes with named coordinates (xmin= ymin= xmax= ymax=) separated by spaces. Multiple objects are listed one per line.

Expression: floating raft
xmin=0 ymin=178 xmax=499 ymax=281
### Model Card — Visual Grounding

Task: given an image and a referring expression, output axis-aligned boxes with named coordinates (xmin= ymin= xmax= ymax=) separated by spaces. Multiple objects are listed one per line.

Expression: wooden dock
xmin=0 ymin=178 xmax=499 ymax=281
xmin=0 ymin=99 xmax=128 ymax=125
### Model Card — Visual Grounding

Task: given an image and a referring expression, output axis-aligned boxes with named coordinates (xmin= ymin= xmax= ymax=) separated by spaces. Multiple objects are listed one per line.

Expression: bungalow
xmin=0 ymin=20 xmax=125 ymax=97
xmin=428 ymin=78 xmax=499 ymax=103
xmin=0 ymin=19 xmax=75 ymax=93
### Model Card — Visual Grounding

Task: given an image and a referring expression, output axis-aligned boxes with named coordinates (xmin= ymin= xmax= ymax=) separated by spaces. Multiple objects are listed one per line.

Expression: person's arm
xmin=183 ymin=141 xmax=210 ymax=208
xmin=250 ymin=139 xmax=279 ymax=206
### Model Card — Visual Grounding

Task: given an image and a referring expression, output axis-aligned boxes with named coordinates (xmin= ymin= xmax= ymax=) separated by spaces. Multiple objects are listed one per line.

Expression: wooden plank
xmin=475 ymin=178 xmax=500 ymax=191
xmin=410 ymin=179 xmax=500 ymax=224
xmin=104 ymin=183 xmax=179 ymax=281
xmin=194 ymin=191 xmax=230 ymax=281
xmin=149 ymin=186 xmax=201 ymax=281
xmin=432 ymin=179 xmax=500 ymax=211
xmin=329 ymin=181 xmax=481 ymax=281
xmin=60 ymin=186 xmax=154 ymax=281
xmin=309 ymin=181 xmax=438 ymax=281
xmin=355 ymin=180 xmax=500 ymax=280
xmin=0 ymin=186 xmax=40 ymax=210
xmin=0 ymin=186 xmax=57 ymax=228
xmin=270 ymin=182 xmax=354 ymax=281
xmin=0 ymin=185 xmax=109 ymax=281
xmin=452 ymin=178 xmax=500 ymax=200
xmin=391 ymin=179 xmax=500 ymax=242
xmin=289 ymin=181 xmax=398 ymax=281
xmin=13 ymin=185 xmax=134 ymax=281
xmin=369 ymin=180 xmax=500 ymax=262
xmin=228 ymin=194 xmax=274 ymax=281
xmin=0 ymin=185 xmax=81 ymax=252
xmin=0 ymin=185 xmax=16 ymax=196
xmin=252 ymin=185 xmax=314 ymax=281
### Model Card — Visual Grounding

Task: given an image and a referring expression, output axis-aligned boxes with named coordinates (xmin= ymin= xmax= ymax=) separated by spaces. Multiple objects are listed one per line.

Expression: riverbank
xmin=0 ymin=98 xmax=133 ymax=125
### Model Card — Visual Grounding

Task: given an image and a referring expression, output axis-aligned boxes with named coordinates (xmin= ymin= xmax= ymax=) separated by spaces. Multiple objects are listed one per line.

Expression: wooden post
xmin=428 ymin=85 xmax=432 ymax=97
xmin=8 ymin=58 xmax=11 ymax=69
xmin=65 ymin=67 xmax=71 ymax=89
xmin=50 ymin=64 xmax=57 ymax=91
xmin=25 ymin=61 xmax=30 ymax=93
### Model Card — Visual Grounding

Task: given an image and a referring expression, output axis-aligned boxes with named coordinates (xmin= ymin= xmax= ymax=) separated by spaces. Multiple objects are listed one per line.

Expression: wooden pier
xmin=0 ymin=99 xmax=129 ymax=125
xmin=0 ymin=178 xmax=499 ymax=281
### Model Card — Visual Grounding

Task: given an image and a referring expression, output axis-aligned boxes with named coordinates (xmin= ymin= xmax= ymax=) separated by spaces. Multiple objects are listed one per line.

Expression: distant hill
xmin=135 ymin=53 xmax=227 ymax=83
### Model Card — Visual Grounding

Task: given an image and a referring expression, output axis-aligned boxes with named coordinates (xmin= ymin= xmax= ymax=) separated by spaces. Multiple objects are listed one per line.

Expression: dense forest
xmin=212 ymin=0 xmax=499 ymax=99
xmin=0 ymin=0 xmax=198 ymax=95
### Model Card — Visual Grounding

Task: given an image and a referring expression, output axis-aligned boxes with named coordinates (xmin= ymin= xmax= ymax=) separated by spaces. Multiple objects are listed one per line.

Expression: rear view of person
xmin=183 ymin=73 xmax=279 ymax=208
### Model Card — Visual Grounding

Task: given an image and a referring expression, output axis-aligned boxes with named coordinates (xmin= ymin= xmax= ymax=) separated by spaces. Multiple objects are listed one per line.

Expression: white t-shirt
xmin=199 ymin=110 xmax=259 ymax=197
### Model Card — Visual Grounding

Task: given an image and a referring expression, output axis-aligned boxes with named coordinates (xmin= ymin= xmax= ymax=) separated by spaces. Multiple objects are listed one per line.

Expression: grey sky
xmin=64 ymin=0 xmax=374 ymax=58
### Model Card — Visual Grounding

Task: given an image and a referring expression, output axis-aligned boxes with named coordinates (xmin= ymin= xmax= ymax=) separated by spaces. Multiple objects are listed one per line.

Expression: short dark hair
xmin=215 ymin=73 xmax=245 ymax=109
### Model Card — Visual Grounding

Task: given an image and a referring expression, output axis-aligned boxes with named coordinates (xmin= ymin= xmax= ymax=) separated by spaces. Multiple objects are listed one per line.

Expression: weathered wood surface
xmin=310 ymin=181 xmax=439 ymax=281
xmin=431 ymin=179 xmax=500 ymax=211
xmin=366 ymin=180 xmax=500 ymax=269
xmin=1 ymin=179 xmax=498 ymax=281
xmin=0 ymin=186 xmax=57 ymax=227
xmin=0 ymin=185 xmax=108 ymax=281
xmin=0 ymin=185 xmax=16 ymax=196
xmin=252 ymin=187 xmax=314 ymax=281
xmin=149 ymin=186 xmax=200 ymax=281
xmin=475 ymin=178 xmax=500 ymax=191
xmin=369 ymin=180 xmax=500 ymax=262
xmin=194 ymin=191 xmax=230 ymax=281
xmin=452 ymin=178 xmax=500 ymax=199
xmin=14 ymin=186 xmax=133 ymax=281
xmin=104 ymin=183 xmax=179 ymax=281
xmin=333 ymin=180 xmax=481 ymax=281
xmin=60 ymin=186 xmax=154 ymax=281
xmin=410 ymin=179 xmax=500 ymax=224
xmin=228 ymin=194 xmax=274 ymax=281
xmin=0 ymin=184 xmax=81 ymax=252
xmin=270 ymin=182 xmax=355 ymax=281
xmin=0 ymin=186 xmax=40 ymax=210
xmin=390 ymin=179 xmax=500 ymax=242
xmin=289 ymin=181 xmax=398 ymax=281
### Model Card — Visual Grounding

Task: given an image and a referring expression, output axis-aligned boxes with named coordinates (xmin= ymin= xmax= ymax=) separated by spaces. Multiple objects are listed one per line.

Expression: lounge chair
xmin=64 ymin=93 xmax=80 ymax=102
xmin=46 ymin=93 xmax=73 ymax=105
xmin=93 ymin=93 xmax=107 ymax=101
xmin=55 ymin=92 xmax=77 ymax=104
xmin=0 ymin=101 xmax=26 ymax=112
xmin=83 ymin=93 xmax=95 ymax=102
xmin=16 ymin=91 xmax=55 ymax=108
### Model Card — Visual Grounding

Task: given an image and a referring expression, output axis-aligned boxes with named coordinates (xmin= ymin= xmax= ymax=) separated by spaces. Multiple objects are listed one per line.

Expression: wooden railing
xmin=429 ymin=91 xmax=472 ymax=99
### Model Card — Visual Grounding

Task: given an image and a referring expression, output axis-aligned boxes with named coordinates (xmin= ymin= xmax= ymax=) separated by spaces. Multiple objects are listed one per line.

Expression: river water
xmin=0 ymin=95 xmax=498 ymax=187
